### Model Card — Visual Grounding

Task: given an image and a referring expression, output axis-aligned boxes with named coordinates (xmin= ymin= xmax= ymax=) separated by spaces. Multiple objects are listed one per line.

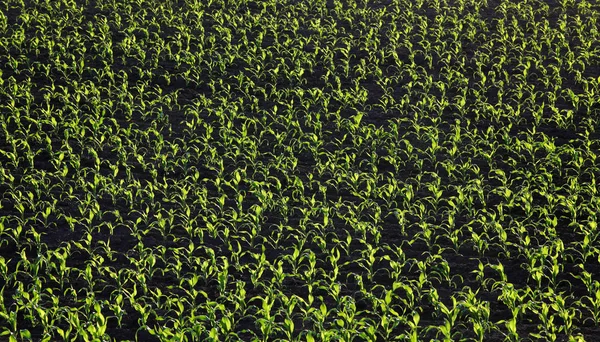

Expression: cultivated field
xmin=1 ymin=0 xmax=600 ymax=341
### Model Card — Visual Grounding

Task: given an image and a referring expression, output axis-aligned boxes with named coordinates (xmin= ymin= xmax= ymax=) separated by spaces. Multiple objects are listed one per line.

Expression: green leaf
xmin=209 ymin=326 xmax=219 ymax=339
xmin=320 ymin=303 xmax=327 ymax=317
xmin=19 ymin=329 xmax=31 ymax=340
xmin=221 ymin=316 xmax=231 ymax=332
xmin=284 ymin=318 xmax=294 ymax=332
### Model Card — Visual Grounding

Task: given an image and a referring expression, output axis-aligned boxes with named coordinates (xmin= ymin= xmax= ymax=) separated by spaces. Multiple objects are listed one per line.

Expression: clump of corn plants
xmin=0 ymin=0 xmax=599 ymax=341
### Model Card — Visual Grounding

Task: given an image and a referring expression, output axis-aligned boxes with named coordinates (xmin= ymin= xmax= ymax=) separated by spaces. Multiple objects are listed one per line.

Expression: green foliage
xmin=0 ymin=0 xmax=598 ymax=341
